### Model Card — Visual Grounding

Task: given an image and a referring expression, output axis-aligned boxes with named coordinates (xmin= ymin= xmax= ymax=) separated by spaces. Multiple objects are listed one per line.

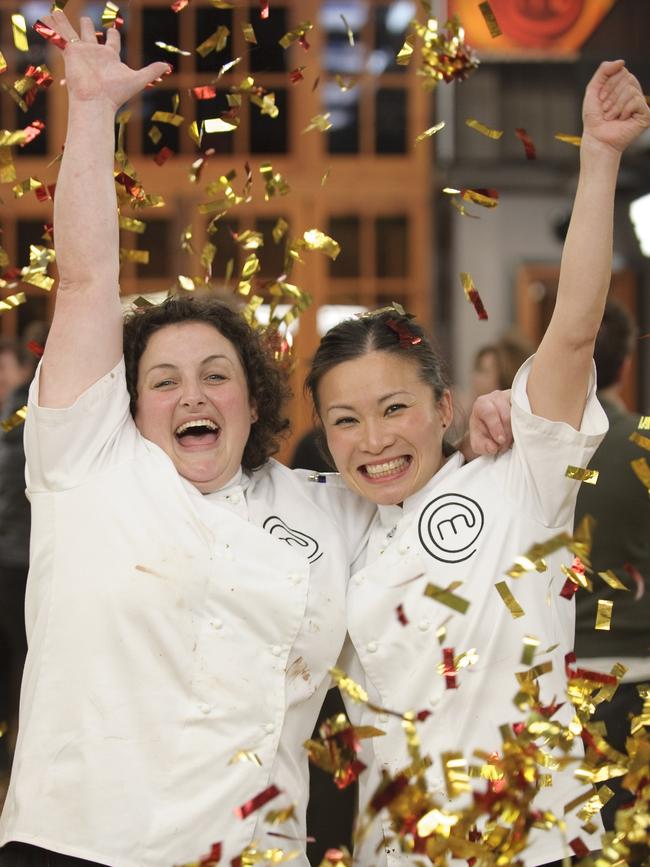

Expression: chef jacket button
xmin=378 ymin=713 xmax=388 ymax=724
xmin=199 ymin=703 xmax=211 ymax=715
xmin=212 ymin=618 xmax=223 ymax=630
xmin=429 ymin=696 xmax=439 ymax=707
xmin=271 ymin=644 xmax=282 ymax=656
xmin=229 ymin=493 xmax=241 ymax=505
xmin=418 ymin=619 xmax=430 ymax=632
xmin=265 ymin=722 xmax=275 ymax=734
xmin=367 ymin=641 xmax=378 ymax=653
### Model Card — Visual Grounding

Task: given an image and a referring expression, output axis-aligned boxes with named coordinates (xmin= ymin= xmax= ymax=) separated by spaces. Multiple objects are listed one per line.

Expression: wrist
xmin=579 ymin=132 xmax=623 ymax=165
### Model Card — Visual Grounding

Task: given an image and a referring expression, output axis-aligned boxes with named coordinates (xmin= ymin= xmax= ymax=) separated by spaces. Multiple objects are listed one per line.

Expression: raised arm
xmin=38 ymin=11 xmax=168 ymax=408
xmin=527 ymin=61 xmax=650 ymax=427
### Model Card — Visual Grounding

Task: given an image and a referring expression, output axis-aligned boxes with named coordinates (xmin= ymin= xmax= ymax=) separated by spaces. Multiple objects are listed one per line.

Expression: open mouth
xmin=359 ymin=455 xmax=412 ymax=481
xmin=175 ymin=418 xmax=221 ymax=448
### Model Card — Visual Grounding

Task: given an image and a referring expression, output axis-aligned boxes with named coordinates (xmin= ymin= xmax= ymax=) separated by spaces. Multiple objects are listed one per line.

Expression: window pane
xmin=17 ymin=219 xmax=46 ymax=268
xmin=137 ymin=220 xmax=172 ymax=280
xmin=255 ymin=217 xmax=287 ymax=279
xmin=250 ymin=89 xmax=288 ymax=154
xmin=373 ymin=3 xmax=415 ymax=74
xmin=248 ymin=7 xmax=287 ymax=73
xmin=195 ymin=7 xmax=233 ymax=74
xmin=140 ymin=90 xmax=180 ymax=154
xmin=321 ymin=2 xmax=368 ymax=74
xmin=375 ymin=216 xmax=408 ymax=277
xmin=325 ymin=82 xmax=359 ymax=154
xmin=142 ymin=9 xmax=179 ymax=70
xmin=17 ymin=294 xmax=49 ymax=335
xmin=375 ymin=88 xmax=407 ymax=154
xmin=328 ymin=216 xmax=360 ymax=278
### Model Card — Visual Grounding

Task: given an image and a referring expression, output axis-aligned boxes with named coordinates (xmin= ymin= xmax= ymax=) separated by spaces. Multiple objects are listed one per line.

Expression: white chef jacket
xmin=0 ymin=358 xmax=348 ymax=867
xmin=336 ymin=359 xmax=609 ymax=866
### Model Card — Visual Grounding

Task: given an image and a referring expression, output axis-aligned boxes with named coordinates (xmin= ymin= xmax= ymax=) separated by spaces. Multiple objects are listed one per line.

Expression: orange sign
xmin=448 ymin=0 xmax=617 ymax=57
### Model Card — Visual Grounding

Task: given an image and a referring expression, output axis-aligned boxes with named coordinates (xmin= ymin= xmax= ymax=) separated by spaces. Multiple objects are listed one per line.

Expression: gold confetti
xmin=415 ymin=121 xmax=445 ymax=144
xmin=520 ymin=635 xmax=539 ymax=666
xmin=0 ymin=52 xmax=7 ymax=75
xmin=155 ymin=41 xmax=192 ymax=56
xmin=120 ymin=249 xmax=149 ymax=264
xmin=424 ymin=582 xmax=470 ymax=614
xmin=639 ymin=416 xmax=650 ymax=430
xmin=272 ymin=218 xmax=289 ymax=244
xmin=11 ymin=15 xmax=28 ymax=52
xmin=0 ymin=292 xmax=27 ymax=314
xmin=150 ymin=111 xmax=184 ymax=127
xmin=478 ymin=1 xmax=502 ymax=37
xmin=265 ymin=805 xmax=296 ymax=825
xmin=629 ymin=431 xmax=650 ymax=452
xmin=303 ymin=113 xmax=332 ymax=134
xmin=494 ymin=581 xmax=524 ymax=618
xmin=242 ymin=23 xmax=257 ymax=45
xmin=334 ymin=74 xmax=357 ymax=93
xmin=196 ymin=26 xmax=230 ymax=58
xmin=302 ymin=229 xmax=340 ymax=260
xmin=101 ymin=2 xmax=120 ymax=28
xmin=119 ymin=216 xmax=146 ymax=234
xmin=465 ymin=118 xmax=503 ymax=139
xmin=1 ymin=405 xmax=27 ymax=432
xmin=229 ymin=749 xmax=262 ymax=766
xmin=279 ymin=21 xmax=313 ymax=50
xmin=565 ymin=465 xmax=599 ymax=485
xmin=555 ymin=133 xmax=582 ymax=147
xmin=396 ymin=31 xmax=415 ymax=66
xmin=321 ymin=169 xmax=330 ymax=186
xmin=598 ymin=570 xmax=629 ymax=591
xmin=203 ymin=117 xmax=239 ymax=134
xmin=631 ymin=457 xmax=650 ymax=495
xmin=441 ymin=752 xmax=470 ymax=798
xmin=216 ymin=57 xmax=242 ymax=78
xmin=340 ymin=14 xmax=354 ymax=46
xmin=330 ymin=668 xmax=368 ymax=704
xmin=595 ymin=599 xmax=613 ymax=631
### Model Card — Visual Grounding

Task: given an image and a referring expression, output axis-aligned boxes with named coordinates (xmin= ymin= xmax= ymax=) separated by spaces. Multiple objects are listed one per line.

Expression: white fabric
xmin=341 ymin=358 xmax=608 ymax=867
xmin=0 ymin=359 xmax=348 ymax=867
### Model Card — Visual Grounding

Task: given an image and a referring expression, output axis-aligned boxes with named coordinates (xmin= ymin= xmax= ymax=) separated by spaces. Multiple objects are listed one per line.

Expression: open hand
xmin=41 ymin=9 xmax=169 ymax=108
xmin=582 ymin=60 xmax=650 ymax=155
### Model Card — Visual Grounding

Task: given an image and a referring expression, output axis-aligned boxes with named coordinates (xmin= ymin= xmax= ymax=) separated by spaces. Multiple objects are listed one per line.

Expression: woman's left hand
xmin=582 ymin=60 xmax=650 ymax=154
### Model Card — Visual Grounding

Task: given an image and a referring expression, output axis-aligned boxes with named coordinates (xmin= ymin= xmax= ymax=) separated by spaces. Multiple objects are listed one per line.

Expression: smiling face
xmin=134 ymin=321 xmax=257 ymax=493
xmin=318 ymin=350 xmax=453 ymax=506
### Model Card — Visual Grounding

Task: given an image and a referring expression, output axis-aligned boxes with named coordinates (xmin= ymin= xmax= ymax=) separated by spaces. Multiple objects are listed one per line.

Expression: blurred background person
xmin=0 ymin=323 xmax=48 ymax=796
xmin=471 ymin=332 xmax=535 ymax=396
xmin=574 ymin=299 xmax=650 ymax=832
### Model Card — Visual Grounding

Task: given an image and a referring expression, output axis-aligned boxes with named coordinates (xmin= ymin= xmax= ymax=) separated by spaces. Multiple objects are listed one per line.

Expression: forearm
xmin=54 ymin=98 xmax=119 ymax=293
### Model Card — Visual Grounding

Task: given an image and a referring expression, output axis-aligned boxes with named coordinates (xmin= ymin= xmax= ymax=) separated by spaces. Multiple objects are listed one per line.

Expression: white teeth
xmin=364 ymin=457 xmax=409 ymax=478
xmin=175 ymin=419 xmax=218 ymax=435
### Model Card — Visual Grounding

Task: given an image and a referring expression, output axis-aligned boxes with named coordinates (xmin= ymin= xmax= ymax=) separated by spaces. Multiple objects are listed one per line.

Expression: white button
xmin=271 ymin=645 xmax=282 ymax=656
xmin=228 ymin=493 xmax=241 ymax=505
xmin=429 ymin=696 xmax=439 ymax=707
xmin=367 ymin=641 xmax=378 ymax=653
xmin=399 ymin=544 xmax=410 ymax=555
xmin=265 ymin=722 xmax=275 ymax=734
xmin=354 ymin=573 xmax=365 ymax=585
xmin=378 ymin=713 xmax=388 ymax=724
xmin=212 ymin=619 xmax=223 ymax=630
xmin=199 ymin=703 xmax=211 ymax=715
xmin=418 ymin=620 xmax=430 ymax=632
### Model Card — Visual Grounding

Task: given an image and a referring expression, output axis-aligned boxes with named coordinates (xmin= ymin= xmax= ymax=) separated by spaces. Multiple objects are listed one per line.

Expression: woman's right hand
xmin=41 ymin=10 xmax=170 ymax=109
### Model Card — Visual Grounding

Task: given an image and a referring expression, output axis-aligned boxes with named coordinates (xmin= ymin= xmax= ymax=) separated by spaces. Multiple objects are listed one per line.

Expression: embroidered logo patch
xmin=263 ymin=515 xmax=323 ymax=564
xmin=418 ymin=493 xmax=484 ymax=563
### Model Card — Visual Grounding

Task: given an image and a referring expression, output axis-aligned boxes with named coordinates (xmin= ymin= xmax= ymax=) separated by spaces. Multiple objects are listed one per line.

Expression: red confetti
xmin=25 ymin=64 xmax=53 ymax=89
xmin=289 ymin=67 xmax=305 ymax=84
xmin=569 ymin=838 xmax=590 ymax=858
xmin=559 ymin=577 xmax=579 ymax=600
xmin=386 ymin=318 xmax=422 ymax=349
xmin=199 ymin=842 xmax=222 ymax=866
xmin=233 ymin=784 xmax=280 ymax=819
xmin=153 ymin=146 xmax=173 ymax=166
xmin=35 ymin=182 xmax=55 ymax=202
xmin=191 ymin=85 xmax=217 ymax=100
xmin=298 ymin=34 xmax=310 ymax=50
xmin=467 ymin=289 xmax=488 ymax=320
xmin=565 ymin=652 xmax=618 ymax=685
xmin=396 ymin=604 xmax=409 ymax=626
xmin=260 ymin=0 xmax=270 ymax=18
xmin=442 ymin=647 xmax=457 ymax=689
xmin=171 ymin=0 xmax=189 ymax=11
xmin=623 ymin=562 xmax=645 ymax=600
xmin=33 ymin=20 xmax=67 ymax=50
xmin=21 ymin=120 xmax=45 ymax=145
xmin=115 ymin=171 xmax=145 ymax=201
xmin=27 ymin=340 xmax=44 ymax=358
xmin=415 ymin=709 xmax=432 ymax=722
xmin=369 ymin=772 xmax=409 ymax=812
xmin=515 ymin=127 xmax=537 ymax=160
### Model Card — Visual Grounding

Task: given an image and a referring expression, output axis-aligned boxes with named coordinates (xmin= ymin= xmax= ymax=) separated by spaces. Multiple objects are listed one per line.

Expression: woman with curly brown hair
xmin=0 ymin=12 xmax=354 ymax=867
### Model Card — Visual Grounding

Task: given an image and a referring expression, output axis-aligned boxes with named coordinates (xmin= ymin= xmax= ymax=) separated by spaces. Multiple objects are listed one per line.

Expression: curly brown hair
xmin=123 ymin=296 xmax=291 ymax=471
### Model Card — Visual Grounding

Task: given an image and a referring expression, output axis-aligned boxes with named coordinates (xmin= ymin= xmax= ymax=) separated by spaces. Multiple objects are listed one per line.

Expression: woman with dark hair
xmin=0 ymin=13 xmax=354 ymax=867
xmin=305 ymin=63 xmax=650 ymax=866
